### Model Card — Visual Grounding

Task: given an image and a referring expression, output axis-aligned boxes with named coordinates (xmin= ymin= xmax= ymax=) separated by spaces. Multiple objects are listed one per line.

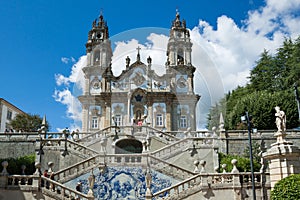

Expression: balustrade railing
xmin=41 ymin=176 xmax=93 ymax=200
xmin=76 ymin=125 xmax=181 ymax=146
xmin=54 ymin=155 xmax=101 ymax=183
xmin=151 ymin=138 xmax=192 ymax=159
xmin=5 ymin=175 xmax=36 ymax=189
xmin=66 ymin=139 xmax=99 ymax=155
xmin=149 ymin=155 xmax=196 ymax=180
xmin=152 ymin=172 xmax=268 ymax=199
xmin=76 ymin=127 xmax=111 ymax=144
xmin=104 ymin=154 xmax=144 ymax=166
xmin=0 ymin=133 xmax=39 ymax=141
xmin=38 ymin=138 xmax=99 ymax=159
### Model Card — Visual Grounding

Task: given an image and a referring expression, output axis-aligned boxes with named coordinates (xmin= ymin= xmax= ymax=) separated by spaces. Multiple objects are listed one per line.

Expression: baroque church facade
xmin=78 ymin=12 xmax=200 ymax=133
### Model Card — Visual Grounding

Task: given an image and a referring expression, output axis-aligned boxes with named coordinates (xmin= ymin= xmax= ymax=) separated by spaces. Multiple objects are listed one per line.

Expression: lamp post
xmin=37 ymin=116 xmax=46 ymax=164
xmin=294 ymin=83 xmax=300 ymax=123
xmin=62 ymin=128 xmax=69 ymax=156
xmin=241 ymin=112 xmax=256 ymax=200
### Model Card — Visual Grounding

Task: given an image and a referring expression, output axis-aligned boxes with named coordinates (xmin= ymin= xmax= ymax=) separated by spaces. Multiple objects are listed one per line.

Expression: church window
xmin=91 ymin=117 xmax=98 ymax=129
xmin=156 ymin=114 xmax=163 ymax=127
xmin=177 ymin=48 xmax=184 ymax=64
xmin=115 ymin=114 xmax=122 ymax=126
xmin=93 ymin=50 xmax=100 ymax=64
xmin=180 ymin=115 xmax=187 ymax=128
xmin=7 ymin=110 xmax=12 ymax=120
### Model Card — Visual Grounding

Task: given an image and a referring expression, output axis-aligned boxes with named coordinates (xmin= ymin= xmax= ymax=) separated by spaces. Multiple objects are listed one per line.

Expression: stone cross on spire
xmin=136 ymin=46 xmax=141 ymax=61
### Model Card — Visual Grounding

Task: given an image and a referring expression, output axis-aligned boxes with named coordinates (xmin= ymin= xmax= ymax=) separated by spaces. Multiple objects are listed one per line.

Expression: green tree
xmin=9 ymin=113 xmax=50 ymax=132
xmin=271 ymin=174 xmax=300 ymax=200
xmin=218 ymin=153 xmax=260 ymax=172
xmin=207 ymin=36 xmax=300 ymax=130
xmin=249 ymin=50 xmax=275 ymax=92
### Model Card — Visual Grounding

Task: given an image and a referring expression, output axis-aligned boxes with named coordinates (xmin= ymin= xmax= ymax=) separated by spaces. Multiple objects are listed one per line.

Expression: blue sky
xmin=1 ymin=0 xmax=300 ymax=131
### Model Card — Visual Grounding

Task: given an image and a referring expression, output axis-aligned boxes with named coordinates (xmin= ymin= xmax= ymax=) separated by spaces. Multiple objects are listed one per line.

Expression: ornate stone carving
xmin=132 ymin=72 xmax=145 ymax=86
xmin=176 ymin=75 xmax=187 ymax=88
xmin=91 ymin=76 xmax=101 ymax=89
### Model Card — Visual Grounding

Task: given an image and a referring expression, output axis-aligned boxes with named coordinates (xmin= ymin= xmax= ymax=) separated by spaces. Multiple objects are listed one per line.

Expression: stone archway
xmin=115 ymin=139 xmax=143 ymax=154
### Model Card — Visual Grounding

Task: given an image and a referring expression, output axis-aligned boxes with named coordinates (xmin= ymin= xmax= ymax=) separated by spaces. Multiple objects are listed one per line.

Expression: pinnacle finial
xmin=176 ymin=7 xmax=180 ymax=18
xmin=136 ymin=46 xmax=141 ymax=61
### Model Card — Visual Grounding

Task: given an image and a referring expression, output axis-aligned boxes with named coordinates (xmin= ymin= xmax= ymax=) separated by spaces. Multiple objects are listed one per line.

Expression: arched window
xmin=93 ymin=50 xmax=100 ymax=64
xmin=177 ymin=48 xmax=184 ymax=64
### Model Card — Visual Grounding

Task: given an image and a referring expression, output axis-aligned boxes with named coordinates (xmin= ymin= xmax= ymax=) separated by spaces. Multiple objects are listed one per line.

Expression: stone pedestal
xmin=263 ymin=132 xmax=300 ymax=188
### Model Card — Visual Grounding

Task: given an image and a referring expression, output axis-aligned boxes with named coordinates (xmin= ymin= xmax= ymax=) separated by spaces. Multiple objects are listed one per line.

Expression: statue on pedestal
xmin=275 ymin=106 xmax=286 ymax=132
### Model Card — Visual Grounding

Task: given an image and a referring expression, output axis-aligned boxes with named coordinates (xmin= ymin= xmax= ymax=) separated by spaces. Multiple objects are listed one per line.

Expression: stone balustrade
xmin=0 ymin=133 xmax=39 ymax=141
xmin=151 ymin=171 xmax=269 ymax=199
xmin=54 ymin=155 xmax=101 ymax=183
xmin=38 ymin=138 xmax=99 ymax=157
xmin=41 ymin=176 xmax=94 ymax=200
xmin=149 ymin=155 xmax=196 ymax=180
xmin=151 ymin=138 xmax=192 ymax=159
xmin=77 ymin=125 xmax=180 ymax=146
xmin=104 ymin=153 xmax=144 ymax=166
xmin=76 ymin=127 xmax=111 ymax=144
xmin=5 ymin=175 xmax=37 ymax=189
xmin=67 ymin=139 xmax=99 ymax=155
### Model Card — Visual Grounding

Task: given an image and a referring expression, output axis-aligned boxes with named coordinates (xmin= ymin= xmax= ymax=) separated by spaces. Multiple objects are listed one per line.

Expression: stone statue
xmin=275 ymin=106 xmax=286 ymax=132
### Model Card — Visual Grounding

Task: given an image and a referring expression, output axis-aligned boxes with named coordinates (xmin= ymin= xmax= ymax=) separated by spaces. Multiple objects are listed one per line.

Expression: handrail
xmin=2 ymin=174 xmax=92 ymax=200
xmin=149 ymin=154 xmax=196 ymax=180
xmin=151 ymin=138 xmax=191 ymax=159
xmin=38 ymin=138 xmax=99 ymax=158
xmin=41 ymin=176 xmax=93 ymax=200
xmin=76 ymin=126 xmax=111 ymax=143
xmin=67 ymin=139 xmax=99 ymax=155
xmin=146 ymin=126 xmax=180 ymax=141
xmin=53 ymin=155 xmax=101 ymax=183
xmin=5 ymin=174 xmax=37 ymax=190
xmin=152 ymin=172 xmax=267 ymax=199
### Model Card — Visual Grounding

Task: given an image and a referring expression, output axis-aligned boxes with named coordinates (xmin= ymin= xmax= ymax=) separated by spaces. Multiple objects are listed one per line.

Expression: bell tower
xmin=166 ymin=11 xmax=200 ymax=131
xmin=79 ymin=13 xmax=113 ymax=132
xmin=85 ymin=14 xmax=112 ymax=71
xmin=167 ymin=11 xmax=192 ymax=66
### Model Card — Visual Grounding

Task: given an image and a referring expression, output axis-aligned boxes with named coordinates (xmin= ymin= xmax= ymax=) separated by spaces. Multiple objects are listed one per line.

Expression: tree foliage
xmin=9 ymin=113 xmax=50 ymax=132
xmin=218 ymin=153 xmax=260 ymax=172
xmin=0 ymin=154 xmax=36 ymax=175
xmin=208 ymin=36 xmax=300 ymax=130
xmin=271 ymin=174 xmax=300 ymax=200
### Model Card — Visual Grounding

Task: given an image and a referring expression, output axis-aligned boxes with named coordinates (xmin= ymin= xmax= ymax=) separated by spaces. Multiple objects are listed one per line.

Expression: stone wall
xmin=219 ymin=130 xmax=300 ymax=155
xmin=0 ymin=141 xmax=36 ymax=159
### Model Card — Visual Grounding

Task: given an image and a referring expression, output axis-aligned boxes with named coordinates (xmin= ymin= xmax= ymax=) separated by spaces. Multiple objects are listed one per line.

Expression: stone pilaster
xmin=82 ymin=104 xmax=89 ymax=132
xmin=84 ymin=77 xmax=90 ymax=95
xmin=166 ymin=102 xmax=172 ymax=131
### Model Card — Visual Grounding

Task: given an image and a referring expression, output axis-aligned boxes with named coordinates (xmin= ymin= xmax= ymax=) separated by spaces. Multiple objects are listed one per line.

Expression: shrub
xmin=0 ymin=154 xmax=36 ymax=175
xmin=219 ymin=153 xmax=261 ymax=172
xmin=271 ymin=174 xmax=300 ymax=200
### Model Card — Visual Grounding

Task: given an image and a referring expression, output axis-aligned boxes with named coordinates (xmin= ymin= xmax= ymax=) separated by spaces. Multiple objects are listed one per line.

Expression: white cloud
xmin=61 ymin=57 xmax=69 ymax=64
xmin=193 ymin=0 xmax=300 ymax=93
xmin=53 ymin=89 xmax=82 ymax=121
xmin=61 ymin=57 xmax=77 ymax=64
